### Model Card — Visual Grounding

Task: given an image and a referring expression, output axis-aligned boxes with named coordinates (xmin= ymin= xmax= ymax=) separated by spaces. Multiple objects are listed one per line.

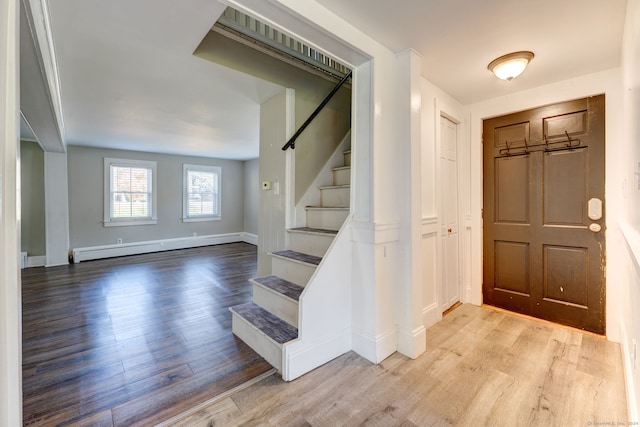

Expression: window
xmin=103 ymin=158 xmax=157 ymax=227
xmin=183 ymin=164 xmax=221 ymax=222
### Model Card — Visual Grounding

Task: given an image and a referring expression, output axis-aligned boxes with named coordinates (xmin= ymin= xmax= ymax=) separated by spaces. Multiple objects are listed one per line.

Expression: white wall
xmin=0 ymin=0 xmax=22 ymax=423
xmin=44 ymin=151 xmax=69 ymax=266
xmin=21 ymin=141 xmax=45 ymax=256
xmin=67 ymin=145 xmax=246 ymax=248
xmin=243 ymin=158 xmax=259 ymax=236
xmin=419 ymin=77 xmax=466 ymax=328
xmin=618 ymin=0 xmax=640 ymax=419
xmin=258 ymin=89 xmax=292 ymax=275
xmin=394 ymin=49 xmax=426 ymax=358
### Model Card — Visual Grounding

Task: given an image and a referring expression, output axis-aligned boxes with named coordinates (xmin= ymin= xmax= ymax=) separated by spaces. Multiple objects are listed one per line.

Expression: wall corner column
xmin=0 ymin=0 xmax=23 ymax=424
xmin=395 ymin=49 xmax=426 ymax=358
xmin=44 ymin=151 xmax=70 ymax=266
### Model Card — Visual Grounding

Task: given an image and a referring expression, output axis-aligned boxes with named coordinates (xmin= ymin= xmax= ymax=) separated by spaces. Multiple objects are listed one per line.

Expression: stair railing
xmin=281 ymin=70 xmax=352 ymax=151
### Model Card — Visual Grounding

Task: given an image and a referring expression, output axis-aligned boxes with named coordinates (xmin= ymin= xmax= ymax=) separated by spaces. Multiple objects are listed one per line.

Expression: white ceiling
xmin=314 ymin=0 xmax=627 ymax=104
xmin=45 ymin=0 xmax=283 ymax=160
xmin=30 ymin=0 xmax=628 ymax=159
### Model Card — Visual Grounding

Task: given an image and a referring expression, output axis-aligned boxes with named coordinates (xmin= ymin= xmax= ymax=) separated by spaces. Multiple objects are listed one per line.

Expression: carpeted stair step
xmin=270 ymin=250 xmax=321 ymax=286
xmin=251 ymin=276 xmax=304 ymax=327
xmin=230 ymin=302 xmax=298 ymax=372
xmin=251 ymin=275 xmax=304 ymax=301
xmin=289 ymin=227 xmax=338 ymax=236
xmin=230 ymin=302 xmax=298 ymax=343
xmin=271 ymin=250 xmax=321 ymax=266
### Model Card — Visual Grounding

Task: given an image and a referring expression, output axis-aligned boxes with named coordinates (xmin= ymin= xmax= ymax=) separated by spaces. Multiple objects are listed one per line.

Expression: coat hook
xmin=543 ymin=134 xmax=550 ymax=151
xmin=564 ymin=131 xmax=572 ymax=147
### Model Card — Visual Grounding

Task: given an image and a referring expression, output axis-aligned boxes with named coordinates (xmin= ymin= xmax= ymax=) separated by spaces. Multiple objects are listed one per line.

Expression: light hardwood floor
xmin=167 ymin=304 xmax=628 ymax=426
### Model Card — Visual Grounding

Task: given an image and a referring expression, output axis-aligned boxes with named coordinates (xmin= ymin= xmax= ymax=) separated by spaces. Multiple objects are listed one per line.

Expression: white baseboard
xmin=282 ymin=328 xmax=351 ymax=381
xmin=620 ymin=319 xmax=639 ymax=423
xmin=27 ymin=256 xmax=46 ymax=268
xmin=242 ymin=232 xmax=258 ymax=245
xmin=397 ymin=325 xmax=426 ymax=359
xmin=72 ymin=232 xmax=257 ymax=263
xmin=423 ymin=302 xmax=442 ymax=330
xmin=352 ymin=326 xmax=397 ymax=364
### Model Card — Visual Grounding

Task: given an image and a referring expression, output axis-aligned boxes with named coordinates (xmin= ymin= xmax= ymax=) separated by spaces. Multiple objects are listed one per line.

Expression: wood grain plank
xmin=168 ymin=304 xmax=627 ymax=427
xmin=22 ymin=243 xmax=272 ymax=426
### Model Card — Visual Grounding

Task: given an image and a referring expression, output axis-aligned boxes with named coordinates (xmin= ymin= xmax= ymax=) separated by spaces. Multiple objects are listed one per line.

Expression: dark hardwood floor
xmin=21 ymin=243 xmax=273 ymax=426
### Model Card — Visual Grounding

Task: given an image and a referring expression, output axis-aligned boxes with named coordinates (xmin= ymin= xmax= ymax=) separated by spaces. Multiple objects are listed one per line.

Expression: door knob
xmin=448 ymin=228 xmax=452 ymax=233
xmin=589 ymin=223 xmax=601 ymax=233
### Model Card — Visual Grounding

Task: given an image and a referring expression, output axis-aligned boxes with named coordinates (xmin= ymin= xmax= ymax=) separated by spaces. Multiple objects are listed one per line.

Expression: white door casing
xmin=0 ymin=0 xmax=22 ymax=424
xmin=440 ymin=116 xmax=461 ymax=312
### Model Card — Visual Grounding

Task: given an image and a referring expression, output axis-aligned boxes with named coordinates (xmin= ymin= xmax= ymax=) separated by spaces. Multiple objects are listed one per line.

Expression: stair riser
xmin=306 ymin=209 xmax=349 ymax=231
xmin=288 ymin=232 xmax=334 ymax=257
xmin=271 ymin=257 xmax=316 ymax=285
xmin=344 ymin=151 xmax=351 ymax=167
xmin=252 ymin=284 xmax=299 ymax=327
xmin=231 ymin=311 xmax=283 ymax=371
xmin=320 ymin=187 xmax=350 ymax=208
xmin=332 ymin=168 xmax=351 ymax=186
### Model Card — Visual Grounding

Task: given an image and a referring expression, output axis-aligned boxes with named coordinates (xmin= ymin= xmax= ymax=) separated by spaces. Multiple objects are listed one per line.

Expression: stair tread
xmin=305 ymin=206 xmax=349 ymax=210
xmin=230 ymin=302 xmax=298 ymax=344
xmin=332 ymin=166 xmax=351 ymax=171
xmin=289 ymin=227 xmax=338 ymax=236
xmin=251 ymin=275 xmax=304 ymax=301
xmin=319 ymin=184 xmax=350 ymax=190
xmin=271 ymin=250 xmax=322 ymax=266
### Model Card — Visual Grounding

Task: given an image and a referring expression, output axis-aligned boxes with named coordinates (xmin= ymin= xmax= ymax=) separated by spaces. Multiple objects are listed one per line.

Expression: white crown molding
xmin=24 ymin=0 xmax=66 ymax=145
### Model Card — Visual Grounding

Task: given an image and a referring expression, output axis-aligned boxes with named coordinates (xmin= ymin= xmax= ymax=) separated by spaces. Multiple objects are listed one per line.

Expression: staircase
xmin=230 ymin=149 xmax=351 ymax=374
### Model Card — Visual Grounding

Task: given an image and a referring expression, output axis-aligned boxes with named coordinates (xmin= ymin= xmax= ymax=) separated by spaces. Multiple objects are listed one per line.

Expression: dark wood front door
xmin=483 ymin=95 xmax=605 ymax=334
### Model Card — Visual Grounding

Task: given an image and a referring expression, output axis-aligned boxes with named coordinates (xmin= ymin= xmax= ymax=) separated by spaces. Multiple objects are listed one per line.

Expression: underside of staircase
xmin=230 ymin=149 xmax=351 ymax=375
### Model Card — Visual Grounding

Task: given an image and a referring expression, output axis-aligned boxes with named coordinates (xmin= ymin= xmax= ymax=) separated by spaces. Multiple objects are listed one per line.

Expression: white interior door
xmin=440 ymin=116 xmax=460 ymax=312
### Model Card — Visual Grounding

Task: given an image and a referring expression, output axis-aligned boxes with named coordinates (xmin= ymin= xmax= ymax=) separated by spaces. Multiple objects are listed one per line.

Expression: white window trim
xmin=182 ymin=164 xmax=221 ymax=223
xmin=103 ymin=157 xmax=158 ymax=227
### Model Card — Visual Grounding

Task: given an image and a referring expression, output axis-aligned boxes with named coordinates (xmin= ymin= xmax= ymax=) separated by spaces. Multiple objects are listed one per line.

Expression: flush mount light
xmin=488 ymin=51 xmax=534 ymax=81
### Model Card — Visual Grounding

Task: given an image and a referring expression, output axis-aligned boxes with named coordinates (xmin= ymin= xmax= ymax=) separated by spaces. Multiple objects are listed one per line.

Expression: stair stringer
xmin=282 ymin=216 xmax=353 ymax=381
xmin=294 ymin=130 xmax=351 ymax=228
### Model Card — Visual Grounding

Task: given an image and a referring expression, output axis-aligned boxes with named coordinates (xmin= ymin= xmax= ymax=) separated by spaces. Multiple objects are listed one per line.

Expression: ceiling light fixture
xmin=488 ymin=51 xmax=534 ymax=81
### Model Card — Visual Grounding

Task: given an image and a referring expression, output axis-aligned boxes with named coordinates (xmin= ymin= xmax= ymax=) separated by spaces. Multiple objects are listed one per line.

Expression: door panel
xmin=495 ymin=156 xmax=529 ymax=223
xmin=440 ymin=116 xmax=460 ymax=312
xmin=543 ymin=110 xmax=587 ymax=139
xmin=543 ymin=149 xmax=587 ymax=225
xmin=494 ymin=122 xmax=530 ymax=148
xmin=494 ymin=241 xmax=530 ymax=295
xmin=483 ymin=95 xmax=605 ymax=334
xmin=543 ymin=244 xmax=588 ymax=307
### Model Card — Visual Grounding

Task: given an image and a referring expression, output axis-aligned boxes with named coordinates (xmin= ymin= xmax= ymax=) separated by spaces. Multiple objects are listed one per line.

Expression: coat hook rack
xmin=498 ymin=130 xmax=581 ymax=158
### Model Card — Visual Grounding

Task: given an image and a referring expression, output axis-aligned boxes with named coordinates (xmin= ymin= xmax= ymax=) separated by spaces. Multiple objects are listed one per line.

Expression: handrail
xmin=282 ymin=70 xmax=352 ymax=151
